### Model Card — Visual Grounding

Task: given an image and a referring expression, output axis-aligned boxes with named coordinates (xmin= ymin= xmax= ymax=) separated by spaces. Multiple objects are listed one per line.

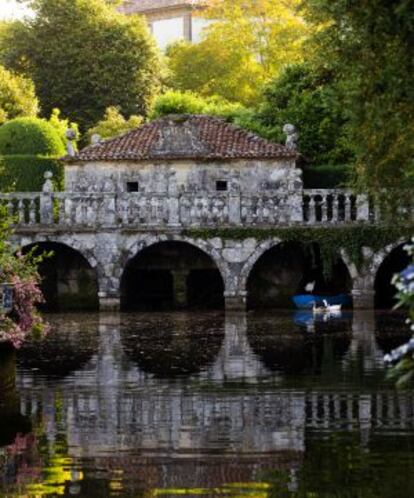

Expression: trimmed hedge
xmin=0 ymin=117 xmax=65 ymax=156
xmin=302 ymin=164 xmax=351 ymax=189
xmin=0 ymin=155 xmax=63 ymax=191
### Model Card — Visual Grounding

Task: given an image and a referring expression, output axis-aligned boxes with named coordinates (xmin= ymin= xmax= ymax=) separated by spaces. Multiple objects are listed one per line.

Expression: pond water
xmin=1 ymin=311 xmax=414 ymax=497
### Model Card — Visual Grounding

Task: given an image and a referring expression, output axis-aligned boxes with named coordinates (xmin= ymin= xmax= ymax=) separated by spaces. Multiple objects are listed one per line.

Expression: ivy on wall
xmin=183 ymin=225 xmax=414 ymax=277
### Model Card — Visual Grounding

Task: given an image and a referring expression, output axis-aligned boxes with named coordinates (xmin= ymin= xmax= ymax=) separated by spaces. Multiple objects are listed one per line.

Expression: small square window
xmin=127 ymin=182 xmax=139 ymax=193
xmin=216 ymin=181 xmax=228 ymax=192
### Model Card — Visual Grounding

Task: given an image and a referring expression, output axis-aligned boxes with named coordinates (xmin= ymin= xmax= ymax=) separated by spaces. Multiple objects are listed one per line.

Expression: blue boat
xmin=292 ymin=293 xmax=351 ymax=310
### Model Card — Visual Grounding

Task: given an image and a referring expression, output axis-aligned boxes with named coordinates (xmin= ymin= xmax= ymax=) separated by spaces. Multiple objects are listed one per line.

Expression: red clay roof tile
xmin=67 ymin=115 xmax=296 ymax=162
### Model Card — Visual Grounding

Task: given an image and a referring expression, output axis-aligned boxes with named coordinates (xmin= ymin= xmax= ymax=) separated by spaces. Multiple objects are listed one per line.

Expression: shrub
xmin=151 ymin=91 xmax=206 ymax=118
xmin=87 ymin=106 xmax=143 ymax=140
xmin=0 ymin=117 xmax=65 ymax=156
xmin=0 ymin=155 xmax=63 ymax=191
xmin=150 ymin=90 xmax=247 ymax=121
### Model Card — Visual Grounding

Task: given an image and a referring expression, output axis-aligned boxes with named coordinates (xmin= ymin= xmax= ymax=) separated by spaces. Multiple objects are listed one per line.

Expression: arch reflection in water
xmin=17 ymin=314 xmax=99 ymax=379
xmin=4 ymin=312 xmax=414 ymax=497
xmin=247 ymin=312 xmax=352 ymax=375
xmin=121 ymin=313 xmax=225 ymax=377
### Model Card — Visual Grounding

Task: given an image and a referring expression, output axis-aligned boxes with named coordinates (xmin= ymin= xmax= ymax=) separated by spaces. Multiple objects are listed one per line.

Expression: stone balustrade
xmin=0 ymin=189 xmax=390 ymax=229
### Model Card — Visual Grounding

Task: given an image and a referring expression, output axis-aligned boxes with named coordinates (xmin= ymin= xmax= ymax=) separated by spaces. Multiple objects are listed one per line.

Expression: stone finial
xmin=42 ymin=171 xmax=54 ymax=193
xmin=283 ymin=123 xmax=298 ymax=151
xmin=91 ymin=133 xmax=102 ymax=145
xmin=65 ymin=128 xmax=77 ymax=157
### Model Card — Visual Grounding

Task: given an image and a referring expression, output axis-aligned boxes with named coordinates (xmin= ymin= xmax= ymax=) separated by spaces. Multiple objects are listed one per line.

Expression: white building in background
xmin=119 ymin=0 xmax=210 ymax=51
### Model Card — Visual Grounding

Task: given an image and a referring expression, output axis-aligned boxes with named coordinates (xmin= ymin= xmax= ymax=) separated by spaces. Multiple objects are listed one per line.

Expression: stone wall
xmin=64 ymin=158 xmax=300 ymax=195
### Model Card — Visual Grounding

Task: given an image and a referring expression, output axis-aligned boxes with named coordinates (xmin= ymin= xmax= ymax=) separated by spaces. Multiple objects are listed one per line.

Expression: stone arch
xmin=373 ymin=238 xmax=411 ymax=309
xmin=242 ymin=238 xmax=353 ymax=309
xmin=17 ymin=236 xmax=99 ymax=311
xmin=370 ymin=238 xmax=409 ymax=277
xmin=13 ymin=234 xmax=98 ymax=271
xmin=120 ymin=235 xmax=228 ymax=311
xmin=120 ymin=234 xmax=229 ymax=289
xmin=344 ymin=238 xmax=410 ymax=310
xmin=239 ymin=238 xmax=283 ymax=294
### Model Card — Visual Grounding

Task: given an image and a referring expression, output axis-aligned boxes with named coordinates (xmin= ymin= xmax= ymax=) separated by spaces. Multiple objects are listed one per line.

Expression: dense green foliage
xmin=1 ymin=0 xmax=161 ymax=131
xmin=150 ymin=91 xmax=245 ymax=121
xmin=302 ymin=0 xmax=414 ymax=195
xmin=253 ymin=63 xmax=353 ymax=165
xmin=0 ymin=65 xmax=38 ymax=125
xmin=0 ymin=155 xmax=63 ymax=191
xmin=0 ymin=117 xmax=65 ymax=156
xmin=87 ymin=106 xmax=143 ymax=140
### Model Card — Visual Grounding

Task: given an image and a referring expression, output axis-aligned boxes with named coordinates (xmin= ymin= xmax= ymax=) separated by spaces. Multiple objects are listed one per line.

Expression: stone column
xmin=171 ymin=270 xmax=189 ymax=308
xmin=352 ymin=275 xmax=375 ymax=309
xmin=224 ymin=291 xmax=247 ymax=311
xmin=40 ymin=171 xmax=54 ymax=225
xmin=98 ymin=292 xmax=121 ymax=312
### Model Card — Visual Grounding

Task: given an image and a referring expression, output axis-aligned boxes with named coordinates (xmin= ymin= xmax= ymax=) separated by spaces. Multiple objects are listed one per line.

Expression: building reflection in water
xmin=0 ymin=311 xmax=413 ymax=496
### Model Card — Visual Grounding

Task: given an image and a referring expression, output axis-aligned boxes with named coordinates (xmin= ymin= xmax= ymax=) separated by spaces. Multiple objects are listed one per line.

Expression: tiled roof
xmin=120 ymin=0 xmax=200 ymax=14
xmin=67 ymin=115 xmax=296 ymax=162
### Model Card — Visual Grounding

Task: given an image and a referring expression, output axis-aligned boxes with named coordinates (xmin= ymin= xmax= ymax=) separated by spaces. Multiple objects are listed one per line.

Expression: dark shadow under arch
xmin=375 ymin=243 xmax=411 ymax=309
xmin=247 ymin=242 xmax=352 ymax=310
xmin=121 ymin=241 xmax=224 ymax=311
xmin=22 ymin=242 xmax=99 ymax=312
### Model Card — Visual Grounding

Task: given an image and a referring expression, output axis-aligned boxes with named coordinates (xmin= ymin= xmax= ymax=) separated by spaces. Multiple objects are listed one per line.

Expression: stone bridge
xmin=1 ymin=184 xmax=412 ymax=311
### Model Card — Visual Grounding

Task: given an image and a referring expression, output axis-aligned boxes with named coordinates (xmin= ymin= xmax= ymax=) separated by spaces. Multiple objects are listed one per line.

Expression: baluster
xmin=308 ymin=197 xmax=316 ymax=224
xmin=18 ymin=199 xmax=25 ymax=224
xmin=321 ymin=195 xmax=328 ymax=222
xmin=64 ymin=197 xmax=73 ymax=225
xmin=332 ymin=194 xmax=339 ymax=223
xmin=344 ymin=194 xmax=352 ymax=222
xmin=75 ymin=197 xmax=83 ymax=225
xmin=119 ymin=194 xmax=129 ymax=226
xmin=57 ymin=196 xmax=65 ymax=225
xmin=356 ymin=194 xmax=369 ymax=222
xmin=29 ymin=198 xmax=37 ymax=225
xmin=6 ymin=199 xmax=14 ymax=218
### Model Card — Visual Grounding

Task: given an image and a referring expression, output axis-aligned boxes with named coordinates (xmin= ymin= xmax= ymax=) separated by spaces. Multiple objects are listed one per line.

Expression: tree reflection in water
xmin=0 ymin=312 xmax=413 ymax=497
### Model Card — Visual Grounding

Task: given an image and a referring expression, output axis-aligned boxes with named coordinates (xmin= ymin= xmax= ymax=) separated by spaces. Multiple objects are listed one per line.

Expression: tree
xmin=1 ymin=0 xmax=161 ymax=131
xmin=87 ymin=106 xmax=142 ymax=140
xmin=302 ymin=0 xmax=414 ymax=197
xmin=254 ymin=63 xmax=353 ymax=165
xmin=167 ymin=0 xmax=309 ymax=105
xmin=0 ymin=65 xmax=38 ymax=125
